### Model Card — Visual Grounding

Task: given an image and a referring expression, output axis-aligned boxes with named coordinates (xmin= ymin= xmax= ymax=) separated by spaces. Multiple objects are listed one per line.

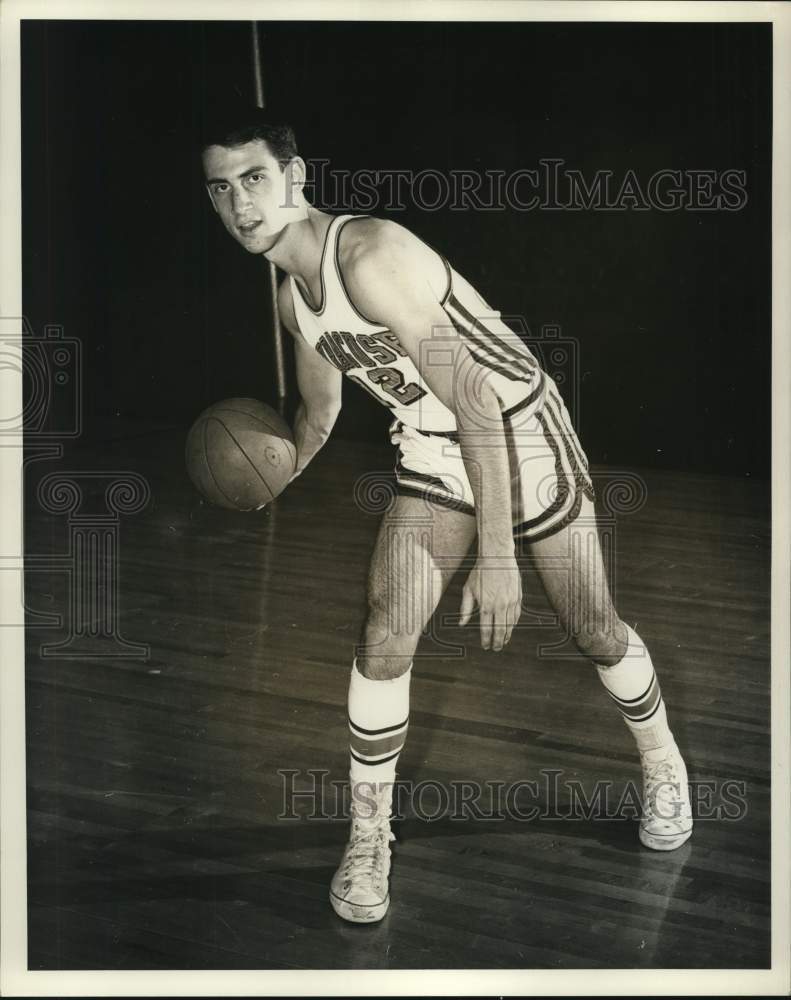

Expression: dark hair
xmin=198 ymin=104 xmax=298 ymax=168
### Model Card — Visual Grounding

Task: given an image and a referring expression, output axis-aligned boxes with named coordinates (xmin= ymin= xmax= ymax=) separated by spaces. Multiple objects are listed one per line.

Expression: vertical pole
xmin=268 ymin=259 xmax=286 ymax=408
xmin=251 ymin=21 xmax=265 ymax=107
xmin=250 ymin=21 xmax=287 ymax=409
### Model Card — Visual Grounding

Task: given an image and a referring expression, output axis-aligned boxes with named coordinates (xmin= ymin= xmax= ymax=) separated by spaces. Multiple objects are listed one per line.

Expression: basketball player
xmin=200 ymin=108 xmax=693 ymax=924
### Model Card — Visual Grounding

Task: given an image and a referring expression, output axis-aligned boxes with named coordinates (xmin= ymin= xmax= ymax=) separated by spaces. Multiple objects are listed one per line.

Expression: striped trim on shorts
xmin=391 ymin=377 xmax=596 ymax=543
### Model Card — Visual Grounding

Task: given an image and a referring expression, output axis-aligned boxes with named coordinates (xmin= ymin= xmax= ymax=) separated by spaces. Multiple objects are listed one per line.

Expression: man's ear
xmin=283 ymin=156 xmax=307 ymax=207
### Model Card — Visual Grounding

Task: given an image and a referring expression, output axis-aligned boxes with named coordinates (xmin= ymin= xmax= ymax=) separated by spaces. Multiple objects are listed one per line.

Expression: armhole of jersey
xmin=286 ymin=275 xmax=311 ymax=343
xmin=287 ymin=281 xmax=332 ymax=361
xmin=334 ymin=216 xmax=384 ymax=328
xmin=410 ymin=230 xmax=453 ymax=305
xmin=293 ymin=217 xmax=337 ymax=316
xmin=438 ymin=254 xmax=453 ymax=306
xmin=285 ymin=275 xmax=298 ymax=331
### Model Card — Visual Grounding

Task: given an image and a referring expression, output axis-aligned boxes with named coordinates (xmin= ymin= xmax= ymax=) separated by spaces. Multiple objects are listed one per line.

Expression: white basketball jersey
xmin=289 ymin=214 xmax=547 ymax=433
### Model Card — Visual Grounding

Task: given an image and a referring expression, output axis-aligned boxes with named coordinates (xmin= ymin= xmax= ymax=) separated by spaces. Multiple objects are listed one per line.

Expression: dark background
xmin=22 ymin=20 xmax=771 ymax=476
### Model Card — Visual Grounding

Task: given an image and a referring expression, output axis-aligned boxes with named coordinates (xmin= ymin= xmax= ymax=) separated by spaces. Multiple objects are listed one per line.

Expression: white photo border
xmin=1 ymin=1 xmax=788 ymax=996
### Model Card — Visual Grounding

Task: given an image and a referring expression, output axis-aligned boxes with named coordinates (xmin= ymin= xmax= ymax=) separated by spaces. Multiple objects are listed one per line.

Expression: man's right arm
xmin=277 ymin=279 xmax=343 ymax=480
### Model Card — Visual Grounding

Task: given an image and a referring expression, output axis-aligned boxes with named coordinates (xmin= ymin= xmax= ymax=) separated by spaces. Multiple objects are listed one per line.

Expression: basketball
xmin=185 ymin=397 xmax=297 ymax=510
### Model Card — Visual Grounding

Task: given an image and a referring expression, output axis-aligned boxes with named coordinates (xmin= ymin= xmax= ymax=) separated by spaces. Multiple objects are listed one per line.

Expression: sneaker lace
xmin=344 ymin=788 xmax=395 ymax=885
xmin=344 ymin=822 xmax=395 ymax=884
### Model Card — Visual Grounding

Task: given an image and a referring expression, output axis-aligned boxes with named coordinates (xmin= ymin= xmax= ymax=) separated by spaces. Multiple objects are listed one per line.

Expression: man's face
xmin=202 ymin=139 xmax=301 ymax=253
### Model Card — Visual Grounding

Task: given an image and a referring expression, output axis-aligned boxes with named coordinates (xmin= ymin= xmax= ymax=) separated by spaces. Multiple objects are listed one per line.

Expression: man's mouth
xmin=237 ymin=220 xmax=262 ymax=236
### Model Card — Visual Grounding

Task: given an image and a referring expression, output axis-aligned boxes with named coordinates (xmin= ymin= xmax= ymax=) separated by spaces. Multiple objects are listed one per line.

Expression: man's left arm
xmin=345 ymin=236 xmax=522 ymax=652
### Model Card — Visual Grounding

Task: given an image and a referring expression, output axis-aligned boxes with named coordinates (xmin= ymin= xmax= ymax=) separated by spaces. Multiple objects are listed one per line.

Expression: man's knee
xmin=358 ymin=594 xmax=420 ymax=680
xmin=357 ymin=598 xmax=415 ymax=677
xmin=571 ymin=617 xmax=628 ymax=666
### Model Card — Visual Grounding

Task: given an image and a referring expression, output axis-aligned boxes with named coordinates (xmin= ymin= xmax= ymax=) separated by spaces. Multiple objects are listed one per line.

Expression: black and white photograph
xmin=1 ymin=1 xmax=789 ymax=995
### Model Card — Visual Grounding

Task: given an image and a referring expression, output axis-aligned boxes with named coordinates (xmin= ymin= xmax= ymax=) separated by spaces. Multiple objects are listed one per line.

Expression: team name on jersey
xmin=316 ymin=330 xmax=427 ymax=407
xmin=316 ymin=330 xmax=406 ymax=369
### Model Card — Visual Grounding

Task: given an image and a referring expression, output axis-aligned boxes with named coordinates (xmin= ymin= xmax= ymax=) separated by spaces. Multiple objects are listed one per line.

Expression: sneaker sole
xmin=329 ymin=889 xmax=389 ymax=923
xmin=639 ymin=825 xmax=693 ymax=851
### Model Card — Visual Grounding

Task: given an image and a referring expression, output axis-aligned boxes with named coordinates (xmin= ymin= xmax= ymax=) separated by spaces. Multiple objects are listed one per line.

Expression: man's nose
xmin=231 ymin=186 xmax=253 ymax=215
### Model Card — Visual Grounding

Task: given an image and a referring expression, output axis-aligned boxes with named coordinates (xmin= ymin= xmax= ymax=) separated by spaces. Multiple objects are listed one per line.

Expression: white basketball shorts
xmin=391 ymin=378 xmax=596 ymax=543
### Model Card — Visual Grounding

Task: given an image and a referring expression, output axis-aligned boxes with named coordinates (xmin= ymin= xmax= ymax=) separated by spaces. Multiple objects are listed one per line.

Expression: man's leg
xmin=527 ymin=494 xmax=693 ymax=850
xmin=330 ymin=494 xmax=477 ymax=922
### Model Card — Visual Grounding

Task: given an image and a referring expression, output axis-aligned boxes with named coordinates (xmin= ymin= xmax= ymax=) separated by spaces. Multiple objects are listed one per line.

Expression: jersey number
xmin=348 ymin=367 xmax=427 ymax=407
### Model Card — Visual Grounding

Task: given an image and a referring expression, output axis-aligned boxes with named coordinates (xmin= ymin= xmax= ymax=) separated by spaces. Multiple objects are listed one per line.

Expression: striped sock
xmin=596 ymin=626 xmax=674 ymax=753
xmin=347 ymin=658 xmax=411 ymax=803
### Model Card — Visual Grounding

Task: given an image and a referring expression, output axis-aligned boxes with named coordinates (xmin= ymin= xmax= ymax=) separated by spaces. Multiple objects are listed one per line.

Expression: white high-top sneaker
xmin=639 ymin=741 xmax=694 ymax=851
xmin=330 ymin=782 xmax=395 ymax=923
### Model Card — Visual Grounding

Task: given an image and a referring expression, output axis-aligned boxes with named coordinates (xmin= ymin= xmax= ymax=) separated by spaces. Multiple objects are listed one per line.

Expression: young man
xmin=200 ymin=108 xmax=693 ymax=924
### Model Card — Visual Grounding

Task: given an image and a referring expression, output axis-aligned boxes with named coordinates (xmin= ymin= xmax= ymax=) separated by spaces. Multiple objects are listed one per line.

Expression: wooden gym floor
xmin=23 ymin=418 xmax=771 ymax=970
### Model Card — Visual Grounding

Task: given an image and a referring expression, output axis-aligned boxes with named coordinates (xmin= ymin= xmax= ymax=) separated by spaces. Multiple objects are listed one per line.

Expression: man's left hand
xmin=458 ymin=556 xmax=522 ymax=651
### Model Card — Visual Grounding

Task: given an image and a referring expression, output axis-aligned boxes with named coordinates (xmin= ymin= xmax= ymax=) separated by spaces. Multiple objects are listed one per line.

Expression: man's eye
xmin=212 ymin=184 xmax=230 ymax=195
xmin=247 ymin=174 xmax=263 ymax=185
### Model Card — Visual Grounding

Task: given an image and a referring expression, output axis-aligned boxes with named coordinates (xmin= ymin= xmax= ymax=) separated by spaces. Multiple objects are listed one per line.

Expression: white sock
xmin=347 ymin=658 xmax=411 ymax=801
xmin=596 ymin=626 xmax=674 ymax=754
